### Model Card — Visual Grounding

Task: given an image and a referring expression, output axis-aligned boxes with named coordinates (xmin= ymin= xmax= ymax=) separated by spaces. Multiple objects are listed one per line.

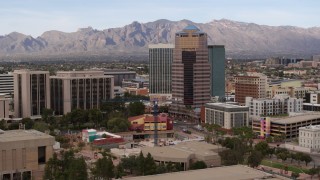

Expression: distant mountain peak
xmin=0 ymin=18 xmax=320 ymax=59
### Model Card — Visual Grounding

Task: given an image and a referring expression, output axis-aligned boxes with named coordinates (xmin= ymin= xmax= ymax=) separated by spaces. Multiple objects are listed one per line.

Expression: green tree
xmin=266 ymin=147 xmax=275 ymax=158
xmin=189 ymin=161 xmax=207 ymax=170
xmin=265 ymin=136 xmax=273 ymax=143
xmin=144 ymin=153 xmax=157 ymax=175
xmin=33 ymin=122 xmax=49 ymax=132
xmin=100 ymin=97 xmax=126 ymax=115
xmin=44 ymin=153 xmax=61 ymax=179
xmin=0 ymin=119 xmax=6 ymax=130
xmin=91 ymin=156 xmax=115 ymax=180
xmin=156 ymin=163 xmax=167 ymax=174
xmin=8 ymin=122 xmax=19 ymax=130
xmin=232 ymin=126 xmax=254 ymax=141
xmin=41 ymin=108 xmax=55 ymax=124
xmin=115 ymin=163 xmax=125 ymax=179
xmin=21 ymin=118 xmax=34 ymax=129
xmin=302 ymin=154 xmax=312 ymax=166
xmin=67 ymin=157 xmax=88 ymax=180
xmin=247 ymin=150 xmax=263 ymax=168
xmin=219 ymin=149 xmax=244 ymax=165
xmin=44 ymin=150 xmax=88 ymax=180
xmin=295 ymin=152 xmax=304 ymax=165
xmin=107 ymin=115 xmax=130 ymax=133
xmin=88 ymin=108 xmax=103 ymax=127
xmin=135 ymin=152 xmax=146 ymax=175
xmin=121 ymin=155 xmax=137 ymax=174
xmin=254 ymin=141 xmax=269 ymax=156
xmin=276 ymin=152 xmax=288 ymax=162
xmin=308 ymin=168 xmax=319 ymax=179
xmin=128 ymin=102 xmax=145 ymax=117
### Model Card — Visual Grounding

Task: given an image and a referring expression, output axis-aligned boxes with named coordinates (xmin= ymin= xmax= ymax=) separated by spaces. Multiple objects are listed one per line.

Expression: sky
xmin=1 ymin=0 xmax=319 ymax=37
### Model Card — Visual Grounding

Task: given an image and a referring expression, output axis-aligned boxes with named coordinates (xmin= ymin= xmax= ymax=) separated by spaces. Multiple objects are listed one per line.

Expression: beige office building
xmin=0 ymin=94 xmax=12 ymax=119
xmin=13 ymin=70 xmax=50 ymax=118
xmin=0 ymin=129 xmax=55 ymax=180
xmin=50 ymin=71 xmax=114 ymax=115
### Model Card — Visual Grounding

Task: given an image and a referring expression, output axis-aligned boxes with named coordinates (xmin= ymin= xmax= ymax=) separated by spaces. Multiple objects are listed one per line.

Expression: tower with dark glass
xmin=170 ymin=25 xmax=211 ymax=119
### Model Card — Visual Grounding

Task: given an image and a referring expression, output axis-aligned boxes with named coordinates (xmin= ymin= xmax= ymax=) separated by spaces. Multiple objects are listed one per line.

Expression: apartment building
xmin=245 ymin=95 xmax=303 ymax=118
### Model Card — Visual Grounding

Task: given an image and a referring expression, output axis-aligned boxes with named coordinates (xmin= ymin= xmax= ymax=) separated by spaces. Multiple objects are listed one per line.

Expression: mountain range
xmin=1 ymin=19 xmax=320 ymax=59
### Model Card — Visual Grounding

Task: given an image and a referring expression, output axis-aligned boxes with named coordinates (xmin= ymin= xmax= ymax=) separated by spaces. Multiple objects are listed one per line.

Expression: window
xmin=38 ymin=146 xmax=46 ymax=164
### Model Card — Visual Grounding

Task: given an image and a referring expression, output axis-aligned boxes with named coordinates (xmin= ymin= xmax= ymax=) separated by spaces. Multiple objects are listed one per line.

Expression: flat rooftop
xmin=142 ymin=141 xmax=220 ymax=160
xmin=125 ymin=165 xmax=280 ymax=180
xmin=0 ymin=129 xmax=54 ymax=143
xmin=205 ymin=103 xmax=248 ymax=112
xmin=270 ymin=113 xmax=320 ymax=124
xmin=299 ymin=125 xmax=320 ymax=131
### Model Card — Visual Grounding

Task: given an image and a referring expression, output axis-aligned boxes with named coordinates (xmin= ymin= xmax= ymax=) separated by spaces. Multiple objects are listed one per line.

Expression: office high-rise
xmin=235 ymin=72 xmax=267 ymax=104
xmin=171 ymin=25 xmax=211 ymax=117
xmin=0 ymin=73 xmax=13 ymax=95
xmin=208 ymin=45 xmax=225 ymax=98
xmin=13 ymin=70 xmax=50 ymax=118
xmin=50 ymin=71 xmax=114 ymax=115
xmin=149 ymin=44 xmax=174 ymax=96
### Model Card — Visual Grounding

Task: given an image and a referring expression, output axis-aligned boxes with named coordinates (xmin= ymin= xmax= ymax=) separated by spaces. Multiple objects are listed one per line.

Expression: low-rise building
xmin=246 ymin=95 xmax=303 ymax=118
xmin=124 ymin=87 xmax=149 ymax=96
xmin=128 ymin=113 xmax=173 ymax=131
xmin=205 ymin=103 xmax=249 ymax=129
xmin=266 ymin=86 xmax=314 ymax=99
xmin=283 ymin=70 xmax=307 ymax=75
xmin=303 ymin=91 xmax=320 ymax=111
xmin=252 ymin=113 xmax=320 ymax=139
xmin=126 ymin=165 xmax=275 ymax=180
xmin=0 ymin=129 xmax=55 ymax=180
xmin=142 ymin=141 xmax=221 ymax=170
xmin=299 ymin=125 xmax=320 ymax=151
xmin=104 ymin=69 xmax=136 ymax=87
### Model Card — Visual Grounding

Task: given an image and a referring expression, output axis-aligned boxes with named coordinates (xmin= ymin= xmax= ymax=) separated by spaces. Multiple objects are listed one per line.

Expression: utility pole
xmin=153 ymin=100 xmax=159 ymax=146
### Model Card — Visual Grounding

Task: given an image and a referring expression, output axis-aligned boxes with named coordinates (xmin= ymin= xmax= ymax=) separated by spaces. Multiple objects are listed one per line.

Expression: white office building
xmin=205 ymin=103 xmax=249 ymax=129
xmin=299 ymin=125 xmax=320 ymax=151
xmin=149 ymin=44 xmax=174 ymax=97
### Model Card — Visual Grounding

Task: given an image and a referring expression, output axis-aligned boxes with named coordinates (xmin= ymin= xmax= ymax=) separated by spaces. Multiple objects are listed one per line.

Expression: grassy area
xmin=261 ymin=159 xmax=310 ymax=174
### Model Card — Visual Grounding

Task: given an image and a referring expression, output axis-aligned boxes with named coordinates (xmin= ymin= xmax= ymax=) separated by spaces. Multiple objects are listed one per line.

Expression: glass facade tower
xmin=208 ymin=45 xmax=225 ymax=98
